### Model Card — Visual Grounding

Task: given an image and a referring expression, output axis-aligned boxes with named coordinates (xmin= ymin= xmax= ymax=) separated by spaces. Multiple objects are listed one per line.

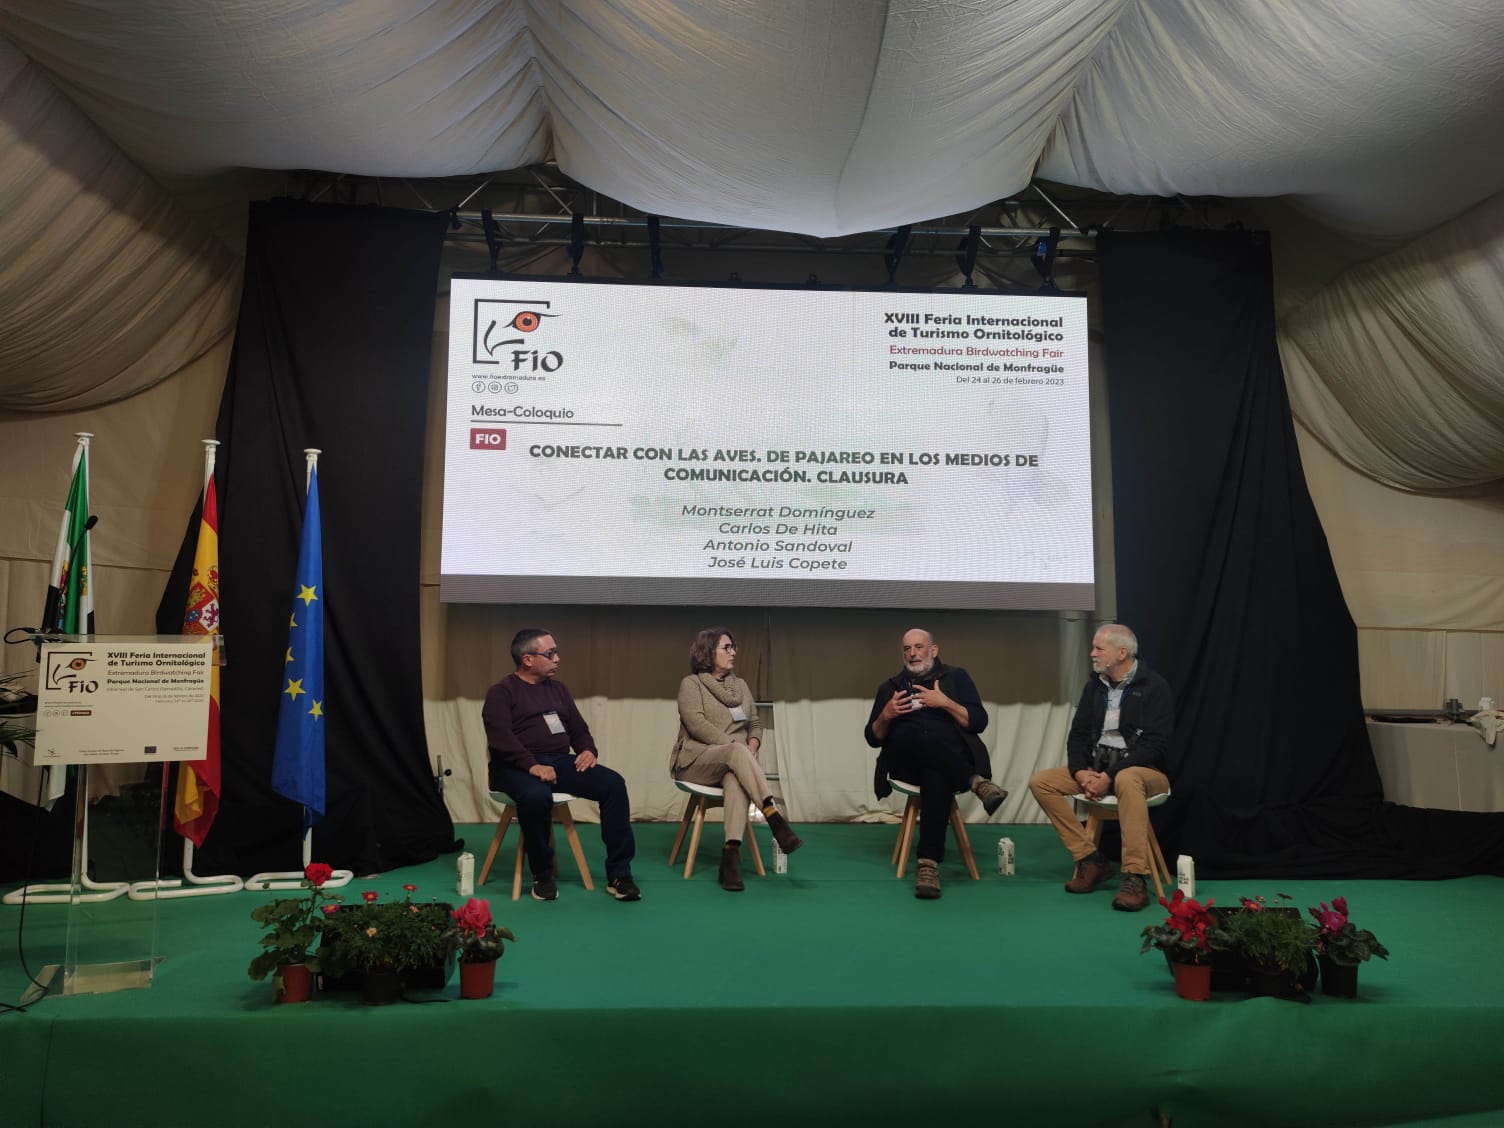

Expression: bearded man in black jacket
xmin=1028 ymin=623 xmax=1173 ymax=912
xmin=864 ymin=628 xmax=1007 ymax=900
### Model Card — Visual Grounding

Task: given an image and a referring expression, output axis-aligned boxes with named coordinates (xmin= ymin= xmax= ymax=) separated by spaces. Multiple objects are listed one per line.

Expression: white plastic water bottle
xmin=456 ymin=851 xmax=475 ymax=898
xmin=773 ymin=842 xmax=787 ymax=874
xmin=1176 ymin=854 xmax=1195 ymax=899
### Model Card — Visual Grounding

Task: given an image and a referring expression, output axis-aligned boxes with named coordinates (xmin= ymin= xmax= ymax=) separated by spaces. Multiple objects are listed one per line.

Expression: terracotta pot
xmin=1318 ymin=955 xmax=1359 ymax=998
xmin=1170 ymin=960 xmax=1212 ymax=1001
xmin=459 ymin=959 xmax=496 ymax=999
xmin=361 ymin=968 xmax=403 ymax=1005
xmin=276 ymin=963 xmax=313 ymax=1004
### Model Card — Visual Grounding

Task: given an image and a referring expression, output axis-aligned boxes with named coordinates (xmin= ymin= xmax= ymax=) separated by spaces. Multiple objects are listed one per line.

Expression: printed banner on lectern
xmin=31 ymin=637 xmax=214 ymax=765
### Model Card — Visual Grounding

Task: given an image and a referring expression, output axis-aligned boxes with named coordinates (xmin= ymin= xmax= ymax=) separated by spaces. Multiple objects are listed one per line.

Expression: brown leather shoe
xmin=1111 ymin=873 xmax=1150 ymax=911
xmin=970 ymin=776 xmax=1008 ymax=816
xmin=1064 ymin=855 xmax=1114 ymax=893
xmin=914 ymin=857 xmax=942 ymax=899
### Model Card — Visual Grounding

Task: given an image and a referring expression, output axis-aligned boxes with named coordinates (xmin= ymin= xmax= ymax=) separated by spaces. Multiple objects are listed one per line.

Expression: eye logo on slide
xmin=45 ymin=652 xmax=99 ymax=694
xmin=473 ymin=299 xmax=562 ymax=367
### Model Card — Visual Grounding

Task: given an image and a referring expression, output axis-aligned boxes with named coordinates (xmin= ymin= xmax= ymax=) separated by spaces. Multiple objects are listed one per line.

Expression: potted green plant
xmin=444 ymin=897 xmax=516 ymax=999
xmin=1308 ymin=896 xmax=1389 ymax=997
xmin=1140 ymin=889 xmax=1229 ymax=1000
xmin=319 ymin=884 xmax=451 ymax=1004
xmin=247 ymin=862 xmax=339 ymax=1002
xmin=0 ymin=671 xmax=37 ymax=756
xmin=1223 ymin=893 xmax=1316 ymax=1002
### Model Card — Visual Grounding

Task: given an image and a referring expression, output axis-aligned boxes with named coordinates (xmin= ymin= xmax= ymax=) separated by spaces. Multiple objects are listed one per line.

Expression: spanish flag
xmin=174 ymin=472 xmax=221 ymax=846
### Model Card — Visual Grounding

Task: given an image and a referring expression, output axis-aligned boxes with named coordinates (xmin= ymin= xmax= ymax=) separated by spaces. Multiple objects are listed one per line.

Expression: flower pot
xmin=1170 ymin=960 xmax=1212 ymax=1001
xmin=361 ymin=968 xmax=403 ymax=1005
xmin=459 ymin=959 xmax=496 ymax=1000
xmin=275 ymin=963 xmax=313 ymax=1004
xmin=1319 ymin=955 xmax=1359 ymax=998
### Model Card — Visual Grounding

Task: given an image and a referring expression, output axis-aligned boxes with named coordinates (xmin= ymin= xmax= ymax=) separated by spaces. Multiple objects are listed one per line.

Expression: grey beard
xmin=905 ymin=661 xmax=935 ymax=680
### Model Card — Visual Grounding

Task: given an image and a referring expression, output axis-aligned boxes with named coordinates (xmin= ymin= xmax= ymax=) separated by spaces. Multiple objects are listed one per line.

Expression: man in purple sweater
xmin=483 ymin=628 xmax=640 ymax=901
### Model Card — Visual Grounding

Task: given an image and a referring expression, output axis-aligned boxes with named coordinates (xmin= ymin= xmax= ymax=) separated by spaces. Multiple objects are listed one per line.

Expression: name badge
xmin=543 ymin=711 xmax=566 ymax=735
xmin=729 ymin=705 xmax=748 ymax=723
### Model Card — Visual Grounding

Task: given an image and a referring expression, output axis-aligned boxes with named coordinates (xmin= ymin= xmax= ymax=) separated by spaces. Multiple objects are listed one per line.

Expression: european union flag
xmin=272 ymin=465 xmax=324 ymax=827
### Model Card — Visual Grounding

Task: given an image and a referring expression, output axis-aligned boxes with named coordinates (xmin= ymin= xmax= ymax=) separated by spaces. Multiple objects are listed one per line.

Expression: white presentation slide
xmin=442 ymin=276 xmax=1093 ymax=609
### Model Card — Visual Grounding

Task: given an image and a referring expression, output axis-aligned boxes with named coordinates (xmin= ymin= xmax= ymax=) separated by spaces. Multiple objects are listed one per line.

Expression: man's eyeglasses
xmin=718 ymin=643 xmax=736 ymax=651
xmin=528 ymin=648 xmax=559 ymax=659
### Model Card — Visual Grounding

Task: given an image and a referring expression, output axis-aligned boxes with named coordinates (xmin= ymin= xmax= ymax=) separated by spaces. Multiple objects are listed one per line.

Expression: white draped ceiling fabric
xmin=0 ymin=2 xmax=1500 ymax=761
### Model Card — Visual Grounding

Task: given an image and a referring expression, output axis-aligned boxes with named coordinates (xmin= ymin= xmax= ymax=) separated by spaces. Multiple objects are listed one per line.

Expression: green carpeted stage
xmin=2 ymin=824 xmax=1501 ymax=1127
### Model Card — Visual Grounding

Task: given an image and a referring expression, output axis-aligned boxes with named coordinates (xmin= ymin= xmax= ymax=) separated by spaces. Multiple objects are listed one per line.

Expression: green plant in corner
xmin=0 ymin=671 xmax=37 ymax=755
xmin=320 ymin=885 xmax=450 ymax=975
xmin=1223 ymin=893 xmax=1315 ymax=972
xmin=248 ymin=862 xmax=340 ymax=982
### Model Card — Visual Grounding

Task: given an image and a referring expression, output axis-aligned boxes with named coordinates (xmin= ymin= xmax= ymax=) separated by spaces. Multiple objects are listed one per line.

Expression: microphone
xmin=40 ymin=514 xmax=99 ymax=635
xmin=70 ymin=515 xmax=99 ymax=556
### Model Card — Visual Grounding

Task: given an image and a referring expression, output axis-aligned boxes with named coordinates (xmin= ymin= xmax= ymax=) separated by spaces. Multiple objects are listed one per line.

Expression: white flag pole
xmin=4 ymin=436 xmax=128 ymax=905
xmin=248 ymin=448 xmax=351 ymax=891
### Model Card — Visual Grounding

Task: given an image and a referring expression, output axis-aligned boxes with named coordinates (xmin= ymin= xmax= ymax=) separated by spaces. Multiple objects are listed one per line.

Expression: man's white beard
xmin=906 ymin=660 xmax=935 ymax=679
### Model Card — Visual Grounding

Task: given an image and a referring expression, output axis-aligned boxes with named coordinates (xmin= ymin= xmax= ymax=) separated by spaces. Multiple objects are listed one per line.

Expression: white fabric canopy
xmin=0 ymin=1 xmax=1499 ymax=719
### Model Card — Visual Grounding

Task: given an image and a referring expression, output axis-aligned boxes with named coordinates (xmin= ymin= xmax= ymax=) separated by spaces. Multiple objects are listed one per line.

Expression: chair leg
xmin=556 ymin=802 xmax=595 ymax=891
xmin=683 ymin=797 xmax=708 ymax=878
xmin=1145 ymin=827 xmax=1171 ymax=902
xmin=668 ymin=795 xmax=696 ymax=865
xmin=895 ymin=796 xmax=919 ymax=878
xmin=479 ymin=806 xmax=513 ymax=887
xmin=511 ymin=832 xmax=526 ymax=902
xmin=1084 ymin=809 xmax=1105 ymax=848
xmin=949 ymin=800 xmax=980 ymax=880
xmin=745 ymin=819 xmax=766 ymax=877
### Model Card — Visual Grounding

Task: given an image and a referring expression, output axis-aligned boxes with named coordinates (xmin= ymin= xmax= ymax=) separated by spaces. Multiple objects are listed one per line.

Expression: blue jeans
xmin=490 ymin=753 xmax=636 ymax=881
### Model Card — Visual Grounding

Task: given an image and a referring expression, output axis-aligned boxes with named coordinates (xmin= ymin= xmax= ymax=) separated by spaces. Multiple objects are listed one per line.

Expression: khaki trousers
xmin=1027 ymin=764 xmax=1169 ymax=876
xmin=675 ymin=742 xmax=771 ymax=843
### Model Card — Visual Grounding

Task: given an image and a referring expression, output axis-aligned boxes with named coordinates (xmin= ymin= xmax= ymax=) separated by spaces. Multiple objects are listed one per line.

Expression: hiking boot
xmin=1111 ymin=873 xmax=1150 ymax=912
xmin=606 ymin=875 xmax=642 ymax=902
xmin=763 ymin=806 xmax=804 ymax=854
xmin=719 ymin=843 xmax=745 ymax=892
xmin=1064 ymin=855 xmax=1114 ymax=894
xmin=970 ymin=776 xmax=1008 ymax=816
xmin=531 ymin=870 xmax=558 ymax=901
xmin=914 ymin=857 xmax=942 ymax=900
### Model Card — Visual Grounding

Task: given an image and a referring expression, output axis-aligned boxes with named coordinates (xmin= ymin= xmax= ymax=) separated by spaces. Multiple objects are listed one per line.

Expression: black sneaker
xmin=606 ymin=875 xmax=642 ymax=902
xmin=531 ymin=871 xmax=558 ymax=901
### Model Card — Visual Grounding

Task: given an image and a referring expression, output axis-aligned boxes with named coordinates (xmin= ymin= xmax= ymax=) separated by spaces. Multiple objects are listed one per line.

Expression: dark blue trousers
xmin=886 ymin=738 xmax=974 ymax=863
xmin=490 ymin=753 xmax=636 ymax=881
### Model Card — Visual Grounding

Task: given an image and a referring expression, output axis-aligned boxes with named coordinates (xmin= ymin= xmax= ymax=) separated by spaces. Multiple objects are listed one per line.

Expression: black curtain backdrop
xmin=156 ymin=199 xmax=455 ymax=876
xmin=1098 ymin=228 xmax=1504 ymax=879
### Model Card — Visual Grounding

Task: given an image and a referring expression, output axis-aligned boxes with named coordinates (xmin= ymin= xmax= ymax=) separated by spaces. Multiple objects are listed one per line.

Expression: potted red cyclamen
xmin=1139 ymin=889 xmax=1229 ymax=1000
xmin=445 ymin=897 xmax=516 ymax=999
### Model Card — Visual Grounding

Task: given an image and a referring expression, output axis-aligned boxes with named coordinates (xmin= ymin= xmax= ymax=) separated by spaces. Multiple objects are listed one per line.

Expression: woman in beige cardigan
xmin=672 ymin=626 xmax=803 ymax=890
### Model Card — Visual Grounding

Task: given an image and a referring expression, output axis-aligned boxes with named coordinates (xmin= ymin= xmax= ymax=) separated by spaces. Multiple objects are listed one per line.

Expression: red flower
xmin=361 ymin=890 xmax=379 ymax=903
xmin=403 ymin=884 xmax=417 ymax=893
xmin=321 ymin=904 xmax=340 ymax=916
xmin=451 ymin=897 xmax=493 ymax=935
xmin=304 ymin=862 xmax=334 ymax=887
